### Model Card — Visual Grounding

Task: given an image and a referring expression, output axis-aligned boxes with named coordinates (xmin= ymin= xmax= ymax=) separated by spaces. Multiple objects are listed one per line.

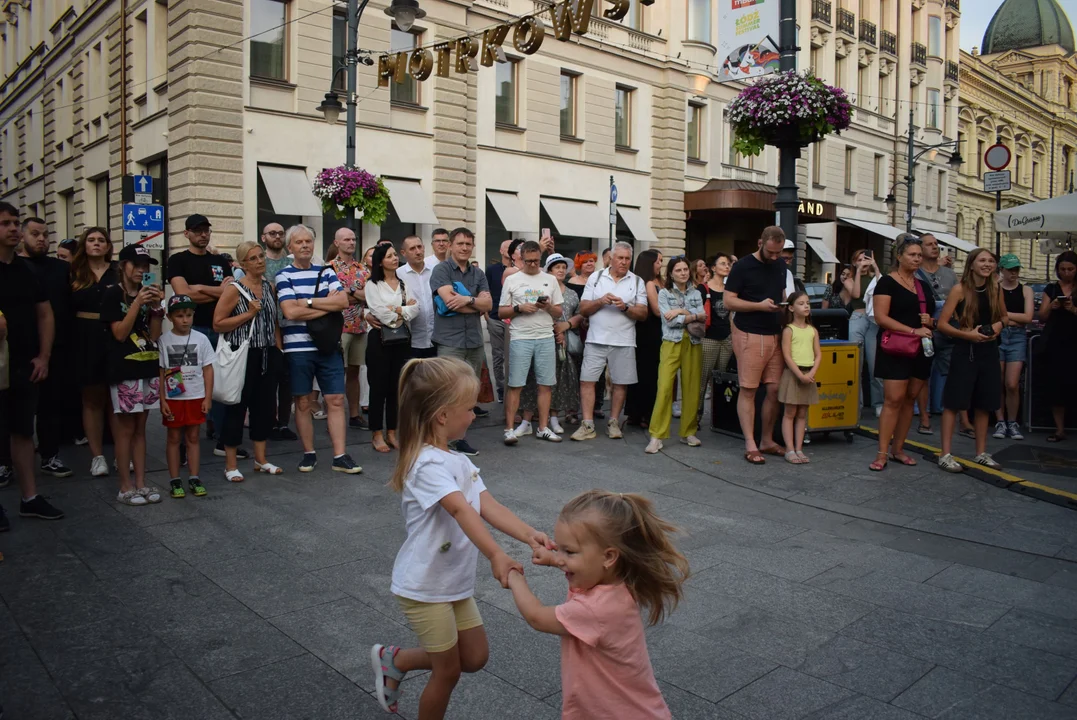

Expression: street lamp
xmin=384 ymin=0 xmax=424 ymax=32
xmin=888 ymin=106 xmax=964 ymax=231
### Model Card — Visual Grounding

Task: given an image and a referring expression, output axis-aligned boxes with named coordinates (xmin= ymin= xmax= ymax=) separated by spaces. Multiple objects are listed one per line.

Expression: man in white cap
xmin=781 ymin=238 xmax=805 ymax=297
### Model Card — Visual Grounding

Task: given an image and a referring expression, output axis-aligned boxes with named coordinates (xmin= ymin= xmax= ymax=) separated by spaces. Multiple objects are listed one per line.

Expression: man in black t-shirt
xmin=0 ymin=202 xmax=64 ymax=530
xmin=724 ymin=226 xmax=789 ymax=463
xmin=19 ymin=217 xmax=75 ymax=479
xmin=167 ymin=214 xmax=235 ymax=447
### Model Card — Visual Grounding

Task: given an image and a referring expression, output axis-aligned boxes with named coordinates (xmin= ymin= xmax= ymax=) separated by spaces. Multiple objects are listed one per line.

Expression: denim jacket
xmin=658 ymin=285 xmax=704 ymax=345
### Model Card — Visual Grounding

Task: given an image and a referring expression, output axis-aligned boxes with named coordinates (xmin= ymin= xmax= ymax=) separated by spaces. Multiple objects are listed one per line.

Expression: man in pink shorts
xmin=724 ymin=226 xmax=789 ymax=463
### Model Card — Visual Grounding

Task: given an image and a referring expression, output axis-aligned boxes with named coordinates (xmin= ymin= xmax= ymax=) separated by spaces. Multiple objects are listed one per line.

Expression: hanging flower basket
xmin=726 ymin=70 xmax=853 ymax=157
xmin=312 ymin=166 xmax=391 ymax=223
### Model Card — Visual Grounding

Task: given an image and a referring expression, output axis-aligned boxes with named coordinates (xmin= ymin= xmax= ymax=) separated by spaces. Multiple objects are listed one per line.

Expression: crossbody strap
xmin=914 ymin=278 xmax=927 ymax=315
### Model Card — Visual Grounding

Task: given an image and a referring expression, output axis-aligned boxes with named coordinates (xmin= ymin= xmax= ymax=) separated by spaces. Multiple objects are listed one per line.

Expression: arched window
xmin=955 ymin=212 xmax=964 ymax=238
xmin=975 ymin=217 xmax=984 ymax=246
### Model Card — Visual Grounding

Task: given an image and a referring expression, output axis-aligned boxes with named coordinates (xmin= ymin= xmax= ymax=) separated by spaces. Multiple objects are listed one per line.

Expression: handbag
xmin=307 ymin=267 xmax=345 ymax=354
xmin=434 ymin=281 xmax=472 ymax=317
xmin=212 ymin=283 xmax=256 ymax=405
xmin=478 ymin=364 xmax=495 ymax=403
xmin=880 ymin=278 xmax=927 ymax=358
xmin=704 ymin=296 xmax=712 ymax=330
xmin=686 ymin=320 xmax=707 ymax=339
xmin=379 ymin=282 xmax=412 ymax=346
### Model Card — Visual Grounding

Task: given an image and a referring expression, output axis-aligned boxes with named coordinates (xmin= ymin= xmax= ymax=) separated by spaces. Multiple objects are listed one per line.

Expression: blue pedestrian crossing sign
xmin=133 ymin=175 xmax=153 ymax=194
xmin=123 ymin=203 xmax=165 ymax=232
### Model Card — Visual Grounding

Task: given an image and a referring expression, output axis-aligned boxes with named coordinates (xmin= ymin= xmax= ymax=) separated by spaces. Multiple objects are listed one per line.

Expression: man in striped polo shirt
xmin=276 ymin=224 xmax=361 ymax=474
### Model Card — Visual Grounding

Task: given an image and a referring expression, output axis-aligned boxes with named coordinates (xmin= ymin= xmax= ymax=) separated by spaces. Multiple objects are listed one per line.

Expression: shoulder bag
xmin=212 ymin=282 xmax=256 ymax=405
xmin=380 ymin=282 xmax=412 ymax=345
xmin=307 ymin=267 xmax=345 ymax=354
xmin=879 ymin=278 xmax=927 ymax=358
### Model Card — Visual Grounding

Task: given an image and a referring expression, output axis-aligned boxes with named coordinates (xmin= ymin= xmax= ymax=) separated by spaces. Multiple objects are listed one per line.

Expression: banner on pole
xmin=717 ymin=0 xmax=781 ymax=83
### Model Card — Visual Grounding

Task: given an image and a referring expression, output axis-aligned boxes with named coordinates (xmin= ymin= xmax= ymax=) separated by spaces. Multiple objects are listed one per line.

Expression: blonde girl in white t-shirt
xmin=371 ymin=356 xmax=553 ymax=718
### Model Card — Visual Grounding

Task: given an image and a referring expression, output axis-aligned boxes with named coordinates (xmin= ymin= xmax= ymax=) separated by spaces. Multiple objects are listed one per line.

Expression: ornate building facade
xmin=955 ymin=0 xmax=1077 ymax=281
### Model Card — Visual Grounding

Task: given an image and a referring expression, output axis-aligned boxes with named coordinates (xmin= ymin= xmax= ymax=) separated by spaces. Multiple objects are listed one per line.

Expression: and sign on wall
xmin=716 ymin=0 xmax=781 ymax=83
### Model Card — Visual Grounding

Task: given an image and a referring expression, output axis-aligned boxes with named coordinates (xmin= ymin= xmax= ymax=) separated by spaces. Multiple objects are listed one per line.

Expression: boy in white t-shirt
xmin=159 ymin=295 xmax=216 ymax=498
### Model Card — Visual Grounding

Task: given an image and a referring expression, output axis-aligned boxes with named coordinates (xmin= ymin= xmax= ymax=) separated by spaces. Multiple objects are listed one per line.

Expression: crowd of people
xmin=1 ymin=196 xmax=1074 ymax=530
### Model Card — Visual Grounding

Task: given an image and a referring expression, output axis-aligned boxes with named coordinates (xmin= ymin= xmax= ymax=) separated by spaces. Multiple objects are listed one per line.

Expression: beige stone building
xmin=954 ymin=0 xmax=1077 ymax=282
xmin=0 ymin=0 xmax=962 ymax=275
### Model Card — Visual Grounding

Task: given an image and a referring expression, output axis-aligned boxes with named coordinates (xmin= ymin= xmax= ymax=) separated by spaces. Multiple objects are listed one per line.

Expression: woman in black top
xmin=1038 ymin=250 xmax=1077 ymax=442
xmin=870 ymin=237 xmax=937 ymax=471
xmin=624 ymin=249 xmax=664 ymax=428
xmin=69 ymin=227 xmax=118 ymax=478
xmin=695 ymin=253 xmax=734 ymax=424
xmin=937 ymin=249 xmax=1007 ymax=472
xmin=994 ymin=255 xmax=1034 ymax=439
xmin=822 ymin=265 xmax=853 ymax=312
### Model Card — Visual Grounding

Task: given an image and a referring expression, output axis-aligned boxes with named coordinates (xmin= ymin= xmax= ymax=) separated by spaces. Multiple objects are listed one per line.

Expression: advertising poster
xmin=717 ymin=0 xmax=782 ymax=83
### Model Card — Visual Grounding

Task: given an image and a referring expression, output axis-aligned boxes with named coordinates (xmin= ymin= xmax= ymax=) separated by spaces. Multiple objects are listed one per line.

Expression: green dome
xmin=982 ymin=0 xmax=1075 ymax=54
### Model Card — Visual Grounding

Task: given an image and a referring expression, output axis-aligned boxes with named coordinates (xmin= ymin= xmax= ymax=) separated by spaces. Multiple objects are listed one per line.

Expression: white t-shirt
xmin=499 ymin=270 xmax=564 ymax=341
xmin=158 ymin=329 xmax=216 ymax=400
xmin=390 ymin=446 xmax=488 ymax=603
xmin=581 ymin=269 xmax=648 ymax=347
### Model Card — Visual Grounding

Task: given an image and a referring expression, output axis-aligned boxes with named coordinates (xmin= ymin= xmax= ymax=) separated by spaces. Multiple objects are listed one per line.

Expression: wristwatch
xmin=513 ymin=305 xmax=521 ymax=314
xmin=469 ymin=296 xmax=476 ymax=306
xmin=306 ymin=298 xmax=313 ymax=308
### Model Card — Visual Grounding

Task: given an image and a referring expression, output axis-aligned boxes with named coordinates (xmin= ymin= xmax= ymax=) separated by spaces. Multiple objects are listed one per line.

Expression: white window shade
xmin=918 ymin=229 xmax=978 ymax=253
xmin=616 ymin=206 xmax=659 ymax=244
xmin=838 ymin=217 xmax=906 ymax=241
xmin=257 ymin=165 xmax=323 ymax=216
xmin=383 ymin=178 xmax=439 ymax=225
xmin=540 ymin=197 xmax=608 ymax=239
xmin=805 ymin=238 xmax=840 ymax=264
xmin=486 ymin=191 xmax=534 ymax=233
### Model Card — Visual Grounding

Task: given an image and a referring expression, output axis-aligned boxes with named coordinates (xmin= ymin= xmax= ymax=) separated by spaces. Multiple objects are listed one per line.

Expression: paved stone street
xmin=2 ymin=414 xmax=1077 ymax=719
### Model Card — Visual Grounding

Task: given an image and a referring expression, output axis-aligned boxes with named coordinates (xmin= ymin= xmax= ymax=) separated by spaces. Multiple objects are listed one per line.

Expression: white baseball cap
xmin=783 ymin=239 xmax=795 ymax=250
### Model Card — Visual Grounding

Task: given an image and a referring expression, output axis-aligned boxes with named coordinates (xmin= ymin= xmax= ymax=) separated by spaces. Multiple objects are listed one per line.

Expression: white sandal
xmin=254 ymin=462 xmax=283 ymax=475
xmin=117 ymin=489 xmax=148 ymax=506
xmin=224 ymin=468 xmax=245 ymax=483
xmin=137 ymin=486 xmax=162 ymax=503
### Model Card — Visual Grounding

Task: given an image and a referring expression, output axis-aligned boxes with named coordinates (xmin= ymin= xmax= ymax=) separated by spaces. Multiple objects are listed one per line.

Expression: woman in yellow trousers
xmin=646 ymin=257 xmax=706 ymax=453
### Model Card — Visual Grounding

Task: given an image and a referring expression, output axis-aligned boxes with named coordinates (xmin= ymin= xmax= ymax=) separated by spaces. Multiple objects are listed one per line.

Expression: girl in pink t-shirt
xmin=506 ymin=490 xmax=690 ymax=719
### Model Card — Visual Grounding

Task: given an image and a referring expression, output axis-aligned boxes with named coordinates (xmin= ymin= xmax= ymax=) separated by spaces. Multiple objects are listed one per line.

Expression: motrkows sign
xmin=1006 ymin=214 xmax=1046 ymax=230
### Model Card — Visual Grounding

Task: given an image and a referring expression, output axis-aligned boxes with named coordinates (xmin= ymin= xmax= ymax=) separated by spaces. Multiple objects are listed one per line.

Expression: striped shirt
xmin=276 ymin=263 xmax=342 ymax=353
xmin=224 ymin=277 xmax=278 ymax=349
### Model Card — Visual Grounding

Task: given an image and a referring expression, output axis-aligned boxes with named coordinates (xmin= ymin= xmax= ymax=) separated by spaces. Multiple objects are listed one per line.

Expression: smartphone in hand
xmin=142 ymin=271 xmax=158 ymax=287
xmin=537 ymin=295 xmax=549 ymax=304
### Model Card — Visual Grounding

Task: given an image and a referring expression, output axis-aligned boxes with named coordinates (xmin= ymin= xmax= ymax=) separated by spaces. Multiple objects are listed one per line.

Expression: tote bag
xmin=212 ymin=283 xmax=256 ymax=405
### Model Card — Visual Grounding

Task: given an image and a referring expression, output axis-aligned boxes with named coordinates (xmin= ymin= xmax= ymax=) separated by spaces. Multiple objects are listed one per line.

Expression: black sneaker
xmin=452 ymin=438 xmax=479 ymax=457
xmin=349 ymin=416 xmax=369 ymax=430
xmin=0 ymin=505 xmax=10 ymax=532
xmin=40 ymin=456 xmax=74 ymax=478
xmin=19 ymin=496 xmax=64 ymax=521
xmin=169 ymin=479 xmax=186 ymax=499
xmin=298 ymin=452 xmax=318 ymax=473
xmin=473 ymin=406 xmax=490 ymax=418
xmin=214 ymin=444 xmax=250 ymax=459
xmin=0 ymin=465 xmax=12 ymax=489
xmin=277 ymin=427 xmax=298 ymax=441
xmin=332 ymin=454 xmax=363 ymax=474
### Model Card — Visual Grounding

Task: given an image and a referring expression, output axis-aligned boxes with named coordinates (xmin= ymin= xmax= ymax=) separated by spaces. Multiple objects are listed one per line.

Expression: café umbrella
xmin=994 ymin=192 xmax=1077 ymax=240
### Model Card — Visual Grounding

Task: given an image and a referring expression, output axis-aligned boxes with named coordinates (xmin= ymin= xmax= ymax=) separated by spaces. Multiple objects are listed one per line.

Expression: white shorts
xmin=580 ymin=343 xmax=637 ymax=385
xmin=110 ymin=377 xmax=161 ymax=414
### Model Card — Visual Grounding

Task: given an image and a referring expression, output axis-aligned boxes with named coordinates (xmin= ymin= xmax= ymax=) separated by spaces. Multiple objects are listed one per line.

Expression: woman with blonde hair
xmin=937 ymin=248 xmax=1007 ymax=471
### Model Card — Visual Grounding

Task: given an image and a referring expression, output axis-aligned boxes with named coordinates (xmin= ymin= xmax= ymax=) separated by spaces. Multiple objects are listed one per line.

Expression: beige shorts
xmin=341 ymin=332 xmax=368 ymax=367
xmin=396 ymin=596 xmax=483 ymax=653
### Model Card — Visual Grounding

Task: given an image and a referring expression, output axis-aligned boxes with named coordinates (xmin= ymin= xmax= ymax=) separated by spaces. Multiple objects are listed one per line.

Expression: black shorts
xmin=943 ymin=342 xmax=1001 ymax=413
xmin=0 ymin=361 xmax=40 ymax=438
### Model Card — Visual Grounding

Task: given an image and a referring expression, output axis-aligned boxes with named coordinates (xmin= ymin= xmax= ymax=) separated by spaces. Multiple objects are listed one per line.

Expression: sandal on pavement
xmin=1047 ymin=433 xmax=1066 ymax=443
xmin=371 ymin=644 xmax=406 ymax=713
xmin=888 ymin=453 xmax=918 ymax=466
xmin=784 ymin=450 xmax=803 ymax=464
xmin=254 ymin=462 xmax=283 ymax=475
xmin=117 ymin=489 xmax=148 ymax=506
xmin=137 ymin=486 xmax=162 ymax=503
xmin=759 ymin=445 xmax=784 ymax=457
xmin=869 ymin=452 xmax=888 ymax=472
xmin=224 ymin=468 xmax=245 ymax=483
xmin=744 ymin=450 xmax=766 ymax=465
xmin=796 ymin=451 xmax=810 ymax=463
xmin=917 ymin=425 xmax=933 ymax=435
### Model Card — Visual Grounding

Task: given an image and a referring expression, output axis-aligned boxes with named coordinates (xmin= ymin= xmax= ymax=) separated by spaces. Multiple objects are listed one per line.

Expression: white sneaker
xmin=74 ymin=436 xmax=89 ymax=446
xmin=938 ymin=453 xmax=963 ymax=473
xmin=503 ymin=429 xmax=519 ymax=446
xmin=1008 ymin=421 xmax=1024 ymax=440
xmin=973 ymin=452 xmax=1002 ymax=470
xmin=536 ymin=427 xmax=562 ymax=443
xmin=607 ymin=418 xmax=623 ymax=439
xmin=680 ymin=435 xmax=701 ymax=447
xmin=549 ymin=416 xmax=564 ymax=435
xmin=875 ymin=406 xmax=883 ymax=418
xmin=90 ymin=455 xmax=109 ymax=478
xmin=645 ymin=438 xmax=664 ymax=454
xmin=514 ymin=420 xmax=533 ymax=437
xmin=993 ymin=421 xmax=1007 ymax=439
xmin=672 ymin=401 xmax=682 ymax=418
xmin=312 ymin=410 xmax=328 ymax=420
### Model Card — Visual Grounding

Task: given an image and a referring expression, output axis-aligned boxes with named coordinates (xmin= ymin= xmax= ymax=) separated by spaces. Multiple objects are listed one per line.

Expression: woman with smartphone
xmin=847 ymin=249 xmax=883 ymax=416
xmin=936 ymin=248 xmax=1007 ymax=472
xmin=1039 ymin=250 xmax=1077 ymax=442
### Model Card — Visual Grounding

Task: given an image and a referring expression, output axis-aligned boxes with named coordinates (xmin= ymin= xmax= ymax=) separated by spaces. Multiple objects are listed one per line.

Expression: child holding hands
xmin=371 ymin=357 xmax=553 ymax=719
xmin=506 ymin=490 xmax=689 ymax=720
xmin=778 ymin=290 xmax=821 ymax=464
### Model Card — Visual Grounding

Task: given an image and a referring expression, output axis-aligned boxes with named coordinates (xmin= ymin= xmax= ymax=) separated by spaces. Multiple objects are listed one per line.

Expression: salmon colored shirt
xmin=554 ymin=583 xmax=671 ymax=720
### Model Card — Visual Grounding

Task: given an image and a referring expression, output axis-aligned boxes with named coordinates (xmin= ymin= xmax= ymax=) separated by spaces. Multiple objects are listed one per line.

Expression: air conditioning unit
xmin=1038 ymin=238 xmax=1072 ymax=255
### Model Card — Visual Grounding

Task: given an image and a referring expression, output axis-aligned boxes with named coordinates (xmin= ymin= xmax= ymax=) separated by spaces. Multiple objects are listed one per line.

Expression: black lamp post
xmin=888 ymin=105 xmax=964 ymax=232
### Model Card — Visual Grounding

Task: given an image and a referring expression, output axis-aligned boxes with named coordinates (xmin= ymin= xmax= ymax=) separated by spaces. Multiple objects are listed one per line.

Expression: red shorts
xmin=162 ymin=398 xmax=206 ymax=428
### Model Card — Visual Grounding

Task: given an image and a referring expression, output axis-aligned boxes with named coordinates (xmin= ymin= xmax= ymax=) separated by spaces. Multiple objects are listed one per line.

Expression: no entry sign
xmin=984 ymin=143 xmax=1011 ymax=171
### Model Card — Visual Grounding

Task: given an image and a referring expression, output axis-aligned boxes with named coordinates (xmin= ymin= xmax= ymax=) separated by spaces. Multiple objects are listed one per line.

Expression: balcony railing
xmin=880 ymin=30 xmax=897 ymax=55
xmin=945 ymin=0 xmax=960 ymax=11
xmin=946 ymin=60 xmax=960 ymax=82
xmin=911 ymin=42 xmax=927 ymax=67
xmin=837 ymin=8 xmax=856 ymax=36
xmin=859 ymin=19 xmax=877 ymax=46
xmin=811 ymin=0 xmax=831 ymax=24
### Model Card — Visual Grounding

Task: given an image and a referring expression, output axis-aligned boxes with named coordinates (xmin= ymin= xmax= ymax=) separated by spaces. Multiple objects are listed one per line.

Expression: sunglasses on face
xmin=265 ymin=231 xmax=284 ymax=237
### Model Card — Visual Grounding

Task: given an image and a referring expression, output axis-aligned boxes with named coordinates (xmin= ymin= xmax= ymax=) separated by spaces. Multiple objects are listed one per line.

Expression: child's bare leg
xmin=185 ymin=425 xmax=201 ymax=476
xmin=795 ymin=406 xmax=808 ymax=455
xmin=166 ymin=428 xmax=183 ymax=478
xmin=389 ymin=627 xmax=488 ymax=719
xmin=782 ymin=404 xmax=797 ymax=454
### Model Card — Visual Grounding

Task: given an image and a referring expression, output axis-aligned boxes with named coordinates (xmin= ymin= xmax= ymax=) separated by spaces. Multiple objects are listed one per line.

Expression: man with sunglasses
xmin=259 ymin=222 xmax=298 ymax=440
xmin=916 ymin=234 xmax=957 ymax=425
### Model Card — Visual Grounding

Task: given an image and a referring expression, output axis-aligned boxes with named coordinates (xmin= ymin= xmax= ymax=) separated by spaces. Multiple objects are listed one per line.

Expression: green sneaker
xmin=169 ymin=479 xmax=186 ymax=499
xmin=189 ymin=477 xmax=207 ymax=497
